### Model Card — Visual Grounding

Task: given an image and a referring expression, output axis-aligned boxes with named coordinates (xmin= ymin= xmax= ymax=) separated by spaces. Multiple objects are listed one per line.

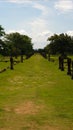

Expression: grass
xmin=0 ymin=54 xmax=73 ymax=130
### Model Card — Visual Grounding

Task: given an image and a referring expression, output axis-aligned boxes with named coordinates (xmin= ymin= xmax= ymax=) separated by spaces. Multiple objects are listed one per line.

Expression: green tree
xmin=0 ymin=25 xmax=5 ymax=55
xmin=47 ymin=33 xmax=72 ymax=56
xmin=20 ymin=35 xmax=33 ymax=59
xmin=5 ymin=32 xmax=21 ymax=57
xmin=5 ymin=32 xmax=33 ymax=62
xmin=0 ymin=25 xmax=5 ymax=38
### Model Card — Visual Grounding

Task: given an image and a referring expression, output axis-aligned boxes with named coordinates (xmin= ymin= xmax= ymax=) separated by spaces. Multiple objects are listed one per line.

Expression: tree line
xmin=44 ymin=33 xmax=73 ymax=56
xmin=0 ymin=25 xmax=34 ymax=62
xmin=1 ymin=25 xmax=73 ymax=59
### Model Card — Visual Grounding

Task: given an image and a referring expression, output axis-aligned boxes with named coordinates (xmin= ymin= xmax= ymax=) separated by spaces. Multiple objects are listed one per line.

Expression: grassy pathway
xmin=0 ymin=54 xmax=73 ymax=130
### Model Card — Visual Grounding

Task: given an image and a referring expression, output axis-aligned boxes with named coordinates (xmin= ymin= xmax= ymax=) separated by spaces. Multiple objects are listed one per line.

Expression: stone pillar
xmin=10 ymin=56 xmax=14 ymax=70
xmin=61 ymin=57 xmax=64 ymax=71
xmin=59 ymin=56 xmax=62 ymax=69
xmin=67 ymin=58 xmax=71 ymax=75
xmin=71 ymin=61 xmax=73 ymax=79
xmin=48 ymin=52 xmax=50 ymax=61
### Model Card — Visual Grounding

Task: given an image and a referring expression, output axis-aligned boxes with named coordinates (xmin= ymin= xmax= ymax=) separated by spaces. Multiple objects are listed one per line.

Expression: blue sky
xmin=0 ymin=0 xmax=73 ymax=49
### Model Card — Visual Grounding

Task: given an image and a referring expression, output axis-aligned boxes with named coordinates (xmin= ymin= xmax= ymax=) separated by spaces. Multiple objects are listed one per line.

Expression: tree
xmin=0 ymin=25 xmax=5 ymax=38
xmin=0 ymin=25 xmax=5 ymax=55
xmin=5 ymin=32 xmax=21 ymax=57
xmin=46 ymin=33 xmax=72 ymax=56
xmin=20 ymin=35 xmax=33 ymax=59
xmin=5 ymin=32 xmax=33 ymax=62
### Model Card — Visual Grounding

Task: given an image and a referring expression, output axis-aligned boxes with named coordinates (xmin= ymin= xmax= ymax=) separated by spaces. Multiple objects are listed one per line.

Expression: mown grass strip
xmin=0 ymin=54 xmax=73 ymax=130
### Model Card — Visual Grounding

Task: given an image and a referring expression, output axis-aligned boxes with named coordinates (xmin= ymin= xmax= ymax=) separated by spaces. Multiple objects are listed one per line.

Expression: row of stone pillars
xmin=59 ymin=56 xmax=73 ymax=79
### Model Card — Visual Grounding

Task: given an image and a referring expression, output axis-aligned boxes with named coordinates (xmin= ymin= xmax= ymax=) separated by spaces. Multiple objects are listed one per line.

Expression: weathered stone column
xmin=61 ymin=57 xmax=64 ymax=71
xmin=67 ymin=58 xmax=71 ymax=75
xmin=71 ymin=61 xmax=73 ymax=79
xmin=10 ymin=56 xmax=14 ymax=70
xmin=59 ymin=56 xmax=62 ymax=69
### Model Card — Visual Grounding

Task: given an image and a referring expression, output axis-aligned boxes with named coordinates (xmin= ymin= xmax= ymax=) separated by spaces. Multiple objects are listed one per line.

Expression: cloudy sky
xmin=0 ymin=0 xmax=73 ymax=49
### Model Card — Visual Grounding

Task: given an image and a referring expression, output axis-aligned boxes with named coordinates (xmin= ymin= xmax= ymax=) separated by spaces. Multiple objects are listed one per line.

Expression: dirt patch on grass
xmin=14 ymin=101 xmax=45 ymax=115
xmin=0 ymin=128 xmax=11 ymax=130
xmin=4 ymin=107 xmax=11 ymax=112
xmin=8 ymin=76 xmax=23 ymax=84
xmin=40 ymin=125 xmax=59 ymax=130
xmin=21 ymin=122 xmax=60 ymax=130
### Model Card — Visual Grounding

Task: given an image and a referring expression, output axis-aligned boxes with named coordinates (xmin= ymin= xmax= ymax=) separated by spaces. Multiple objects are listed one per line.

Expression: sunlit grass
xmin=0 ymin=54 xmax=73 ymax=130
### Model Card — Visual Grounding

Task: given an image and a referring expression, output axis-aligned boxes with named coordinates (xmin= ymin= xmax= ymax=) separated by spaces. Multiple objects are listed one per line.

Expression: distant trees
xmin=45 ymin=33 xmax=73 ymax=56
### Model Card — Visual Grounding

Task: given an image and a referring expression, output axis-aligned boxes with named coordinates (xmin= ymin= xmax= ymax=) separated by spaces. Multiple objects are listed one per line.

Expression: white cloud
xmin=55 ymin=0 xmax=73 ymax=12
xmin=67 ymin=30 xmax=73 ymax=36
xmin=39 ymin=31 xmax=53 ymax=37
xmin=1 ymin=0 xmax=33 ymax=4
xmin=4 ymin=0 xmax=52 ymax=49
xmin=3 ymin=0 xmax=50 ymax=16
xmin=6 ymin=29 xmax=28 ymax=35
xmin=30 ymin=18 xmax=47 ymax=32
xmin=29 ymin=18 xmax=52 ymax=49
xmin=33 ymin=3 xmax=48 ymax=15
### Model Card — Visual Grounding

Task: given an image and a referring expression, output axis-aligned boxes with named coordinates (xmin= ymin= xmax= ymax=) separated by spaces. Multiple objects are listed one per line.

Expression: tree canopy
xmin=4 ymin=32 xmax=33 ymax=60
xmin=0 ymin=25 xmax=6 ymax=55
xmin=0 ymin=25 xmax=5 ymax=38
xmin=45 ymin=33 xmax=73 ymax=55
xmin=0 ymin=25 xmax=34 ymax=59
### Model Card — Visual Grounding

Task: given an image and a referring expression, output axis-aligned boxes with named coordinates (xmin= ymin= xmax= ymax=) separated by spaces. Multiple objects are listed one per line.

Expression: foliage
xmin=4 ymin=32 xmax=33 ymax=58
xmin=0 ymin=25 xmax=5 ymax=38
xmin=0 ymin=25 xmax=5 ymax=55
xmin=0 ymin=25 xmax=33 ymax=58
xmin=46 ymin=33 xmax=73 ymax=55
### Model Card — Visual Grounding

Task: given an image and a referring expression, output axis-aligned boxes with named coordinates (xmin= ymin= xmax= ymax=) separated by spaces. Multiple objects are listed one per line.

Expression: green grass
xmin=0 ymin=54 xmax=73 ymax=130
xmin=0 ymin=56 xmax=10 ymax=70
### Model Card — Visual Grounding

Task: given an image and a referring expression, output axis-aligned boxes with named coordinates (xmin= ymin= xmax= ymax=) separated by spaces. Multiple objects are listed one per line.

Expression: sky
xmin=0 ymin=0 xmax=73 ymax=49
